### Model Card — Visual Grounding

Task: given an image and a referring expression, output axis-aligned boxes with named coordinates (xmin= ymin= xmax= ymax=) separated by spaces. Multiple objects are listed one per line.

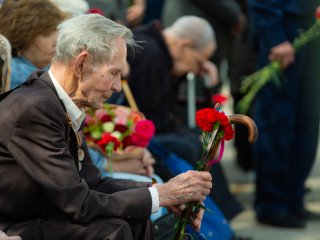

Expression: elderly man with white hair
xmin=0 ymin=14 xmax=212 ymax=240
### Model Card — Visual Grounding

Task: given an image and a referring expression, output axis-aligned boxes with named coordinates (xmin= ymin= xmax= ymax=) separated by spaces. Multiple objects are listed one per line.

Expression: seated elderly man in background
xmin=0 ymin=14 xmax=212 ymax=240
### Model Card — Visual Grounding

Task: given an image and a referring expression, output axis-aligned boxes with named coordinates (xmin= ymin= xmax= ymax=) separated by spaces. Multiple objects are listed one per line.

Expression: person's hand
xmin=126 ymin=1 xmax=145 ymax=27
xmin=110 ymin=146 xmax=155 ymax=176
xmin=167 ymin=202 xmax=204 ymax=232
xmin=154 ymin=170 xmax=212 ymax=206
xmin=200 ymin=60 xmax=219 ymax=87
xmin=0 ymin=230 xmax=22 ymax=240
xmin=268 ymin=41 xmax=295 ymax=69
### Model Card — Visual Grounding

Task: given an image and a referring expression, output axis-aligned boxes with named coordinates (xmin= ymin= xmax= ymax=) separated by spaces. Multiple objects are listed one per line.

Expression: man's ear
xmin=178 ymin=38 xmax=193 ymax=49
xmin=73 ymin=50 xmax=89 ymax=78
xmin=174 ymin=38 xmax=193 ymax=57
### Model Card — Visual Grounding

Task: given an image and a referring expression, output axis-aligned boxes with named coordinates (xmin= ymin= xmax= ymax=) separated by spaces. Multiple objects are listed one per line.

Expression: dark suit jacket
xmin=0 ymin=71 xmax=152 ymax=225
xmin=249 ymin=0 xmax=319 ymax=65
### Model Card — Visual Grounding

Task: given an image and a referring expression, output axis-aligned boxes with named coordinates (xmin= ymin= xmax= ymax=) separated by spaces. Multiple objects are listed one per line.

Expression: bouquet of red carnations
xmin=83 ymin=104 xmax=155 ymax=166
xmin=173 ymin=106 xmax=235 ymax=240
xmin=173 ymin=104 xmax=258 ymax=239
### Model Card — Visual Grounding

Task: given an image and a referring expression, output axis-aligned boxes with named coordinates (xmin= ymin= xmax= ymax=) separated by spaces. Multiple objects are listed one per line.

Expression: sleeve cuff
xmin=148 ymin=186 xmax=160 ymax=213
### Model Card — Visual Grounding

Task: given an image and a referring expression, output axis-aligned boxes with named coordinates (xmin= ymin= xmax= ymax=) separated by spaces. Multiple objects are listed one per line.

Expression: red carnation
xmin=316 ymin=7 xmax=320 ymax=20
xmin=122 ymin=136 xmax=133 ymax=149
xmin=88 ymin=8 xmax=104 ymax=16
xmin=212 ymin=94 xmax=228 ymax=106
xmin=97 ymin=133 xmax=121 ymax=152
xmin=195 ymin=108 xmax=220 ymax=132
xmin=130 ymin=120 xmax=155 ymax=147
xmin=223 ymin=124 xmax=235 ymax=141
xmin=114 ymin=124 xmax=128 ymax=133
xmin=95 ymin=109 xmax=112 ymax=123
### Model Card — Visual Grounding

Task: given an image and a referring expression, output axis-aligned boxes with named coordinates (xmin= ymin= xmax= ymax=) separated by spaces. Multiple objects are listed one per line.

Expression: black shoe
xmin=294 ymin=209 xmax=320 ymax=221
xmin=257 ymin=213 xmax=306 ymax=228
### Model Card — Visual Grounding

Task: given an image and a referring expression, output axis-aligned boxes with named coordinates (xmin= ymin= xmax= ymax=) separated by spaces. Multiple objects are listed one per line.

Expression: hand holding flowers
xmin=169 ymin=105 xmax=257 ymax=239
xmin=83 ymin=104 xmax=155 ymax=175
xmin=237 ymin=6 xmax=320 ymax=113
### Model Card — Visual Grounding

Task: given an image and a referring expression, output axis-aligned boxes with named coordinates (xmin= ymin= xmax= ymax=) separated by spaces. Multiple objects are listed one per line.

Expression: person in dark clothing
xmin=124 ymin=16 xmax=217 ymax=165
xmin=113 ymin=16 xmax=243 ymax=221
xmin=249 ymin=0 xmax=320 ymax=228
xmin=127 ymin=17 xmax=217 ymax=134
xmin=0 ymin=14 xmax=212 ymax=239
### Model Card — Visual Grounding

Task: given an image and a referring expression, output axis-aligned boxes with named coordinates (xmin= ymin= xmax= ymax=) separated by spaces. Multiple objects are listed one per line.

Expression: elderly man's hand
xmin=268 ymin=41 xmax=295 ymax=69
xmin=0 ymin=230 xmax=21 ymax=240
xmin=154 ymin=170 xmax=212 ymax=206
xmin=200 ymin=60 xmax=219 ymax=87
xmin=167 ymin=202 xmax=204 ymax=232
xmin=111 ymin=146 xmax=155 ymax=176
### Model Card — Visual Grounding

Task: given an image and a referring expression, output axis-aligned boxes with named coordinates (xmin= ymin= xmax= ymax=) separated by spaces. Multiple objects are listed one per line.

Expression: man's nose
xmin=113 ymin=79 xmax=122 ymax=92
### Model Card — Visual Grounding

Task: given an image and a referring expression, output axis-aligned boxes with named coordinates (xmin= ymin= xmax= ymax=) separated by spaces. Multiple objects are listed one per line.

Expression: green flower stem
xmin=106 ymin=143 xmax=114 ymax=176
xmin=173 ymin=124 xmax=225 ymax=240
xmin=237 ymin=19 xmax=320 ymax=114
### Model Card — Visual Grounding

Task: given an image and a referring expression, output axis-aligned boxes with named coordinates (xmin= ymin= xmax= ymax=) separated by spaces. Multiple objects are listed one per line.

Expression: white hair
xmin=50 ymin=0 xmax=89 ymax=16
xmin=52 ymin=14 xmax=137 ymax=65
xmin=167 ymin=15 xmax=216 ymax=51
xmin=0 ymin=34 xmax=11 ymax=93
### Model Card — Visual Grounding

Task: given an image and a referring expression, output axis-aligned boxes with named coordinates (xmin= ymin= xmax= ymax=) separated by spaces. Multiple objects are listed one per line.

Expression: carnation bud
xmin=316 ymin=6 xmax=320 ymax=20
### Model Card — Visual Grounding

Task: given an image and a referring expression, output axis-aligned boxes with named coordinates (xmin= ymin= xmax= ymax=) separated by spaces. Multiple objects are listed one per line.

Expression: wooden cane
xmin=121 ymin=79 xmax=139 ymax=111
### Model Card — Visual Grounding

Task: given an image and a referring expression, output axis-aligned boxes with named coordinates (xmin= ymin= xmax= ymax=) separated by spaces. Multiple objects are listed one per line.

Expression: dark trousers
xmin=253 ymin=34 xmax=320 ymax=217
xmin=4 ymin=214 xmax=154 ymax=240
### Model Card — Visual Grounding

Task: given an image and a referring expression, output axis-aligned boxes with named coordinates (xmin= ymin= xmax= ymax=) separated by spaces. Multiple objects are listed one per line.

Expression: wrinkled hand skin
xmin=167 ymin=202 xmax=205 ymax=232
xmin=111 ymin=146 xmax=155 ymax=176
xmin=0 ymin=230 xmax=22 ymax=240
xmin=200 ymin=60 xmax=219 ymax=87
xmin=268 ymin=41 xmax=295 ymax=69
xmin=154 ymin=170 xmax=212 ymax=206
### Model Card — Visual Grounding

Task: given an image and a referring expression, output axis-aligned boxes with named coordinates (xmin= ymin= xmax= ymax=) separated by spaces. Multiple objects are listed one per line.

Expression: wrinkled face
xmin=172 ymin=42 xmax=215 ymax=77
xmin=26 ymin=31 xmax=58 ymax=68
xmin=76 ymin=38 xmax=127 ymax=110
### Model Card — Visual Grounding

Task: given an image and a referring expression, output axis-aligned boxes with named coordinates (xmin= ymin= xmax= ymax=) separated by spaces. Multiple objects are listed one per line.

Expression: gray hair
xmin=0 ymin=34 xmax=11 ymax=93
xmin=52 ymin=14 xmax=136 ymax=65
xmin=167 ymin=15 xmax=216 ymax=51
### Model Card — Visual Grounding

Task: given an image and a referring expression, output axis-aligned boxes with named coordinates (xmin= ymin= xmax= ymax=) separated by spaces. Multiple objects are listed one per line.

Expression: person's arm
xmin=8 ymin=92 xmax=152 ymax=223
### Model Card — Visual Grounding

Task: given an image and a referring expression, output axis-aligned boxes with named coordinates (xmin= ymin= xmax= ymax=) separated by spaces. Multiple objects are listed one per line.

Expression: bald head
xmin=163 ymin=16 xmax=216 ymax=77
xmin=165 ymin=15 xmax=216 ymax=52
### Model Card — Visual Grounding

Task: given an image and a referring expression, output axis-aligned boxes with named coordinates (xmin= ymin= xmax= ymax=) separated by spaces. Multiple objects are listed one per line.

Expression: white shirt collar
xmin=48 ymin=69 xmax=85 ymax=132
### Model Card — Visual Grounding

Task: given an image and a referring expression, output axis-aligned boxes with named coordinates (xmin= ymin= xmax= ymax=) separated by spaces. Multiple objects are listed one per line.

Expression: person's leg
xmin=288 ymin=37 xmax=320 ymax=215
xmin=5 ymin=213 xmax=153 ymax=240
xmin=253 ymin=45 xmax=305 ymax=227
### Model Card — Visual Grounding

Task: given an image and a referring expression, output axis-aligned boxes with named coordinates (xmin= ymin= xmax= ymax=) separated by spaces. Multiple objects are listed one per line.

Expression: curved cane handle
xmin=229 ymin=114 xmax=258 ymax=143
